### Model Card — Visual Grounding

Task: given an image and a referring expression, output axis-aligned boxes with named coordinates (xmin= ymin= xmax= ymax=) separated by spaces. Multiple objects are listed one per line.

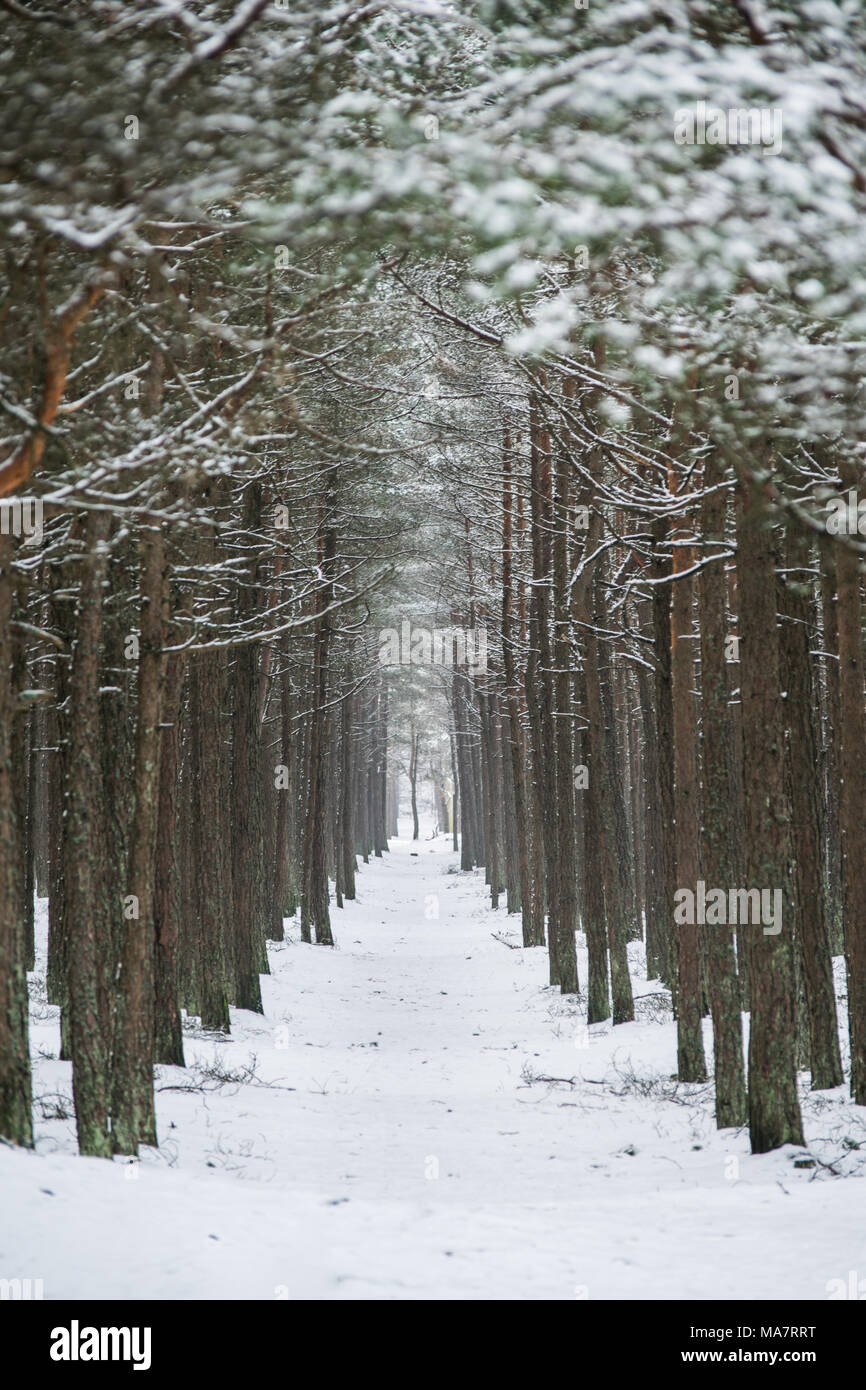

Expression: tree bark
xmin=835 ymin=459 xmax=866 ymax=1104
xmin=698 ymin=458 xmax=747 ymax=1125
xmin=111 ymin=524 xmax=168 ymax=1154
xmin=736 ymin=465 xmax=804 ymax=1152
xmin=670 ymin=462 xmax=707 ymax=1082
xmin=0 ymin=534 xmax=33 ymax=1147
xmin=777 ymin=523 xmax=843 ymax=1090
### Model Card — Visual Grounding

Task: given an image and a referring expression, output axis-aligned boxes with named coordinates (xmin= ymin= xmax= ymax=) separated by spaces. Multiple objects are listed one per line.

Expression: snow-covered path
xmin=3 ymin=820 xmax=865 ymax=1300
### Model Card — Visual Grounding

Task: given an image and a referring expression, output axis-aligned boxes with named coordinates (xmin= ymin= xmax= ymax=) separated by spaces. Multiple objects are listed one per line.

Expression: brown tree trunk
xmin=835 ymin=459 xmax=866 ymax=1104
xmin=189 ymin=646 xmax=232 ymax=1031
xmin=581 ymin=693 xmax=611 ymax=1024
xmin=585 ymin=598 xmax=633 ymax=1024
xmin=551 ymin=374 xmax=578 ymax=992
xmin=736 ymin=466 xmax=803 ymax=1152
xmin=571 ymin=448 xmax=612 ymax=1021
xmin=778 ymin=523 xmax=843 ymax=1090
xmin=501 ymin=430 xmax=533 ymax=940
xmin=153 ymin=639 xmax=186 ymax=1065
xmin=47 ymin=548 xmax=78 ymax=1059
xmin=0 ymin=534 xmax=33 ymax=1147
xmin=111 ymin=524 xmax=168 ymax=1154
xmin=698 ymin=458 xmax=746 ymax=1125
xmin=409 ymin=726 xmax=420 ymax=841
xmin=670 ymin=463 xmax=707 ymax=1082
xmin=341 ymin=675 xmax=356 ymax=900
xmin=818 ymin=539 xmax=843 ymax=954
xmin=302 ymin=482 xmax=336 ymax=944
xmin=453 ymin=669 xmax=478 ymax=869
xmin=65 ymin=512 xmax=114 ymax=1154
xmin=651 ymin=518 xmax=676 ymax=991
xmin=636 ymin=595 xmax=665 ymax=982
xmin=527 ymin=387 xmax=559 ymax=982
xmin=231 ymin=481 xmax=270 ymax=1003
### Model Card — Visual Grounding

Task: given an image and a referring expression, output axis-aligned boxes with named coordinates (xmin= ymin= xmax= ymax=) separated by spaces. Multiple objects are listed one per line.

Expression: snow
xmin=3 ymin=819 xmax=865 ymax=1300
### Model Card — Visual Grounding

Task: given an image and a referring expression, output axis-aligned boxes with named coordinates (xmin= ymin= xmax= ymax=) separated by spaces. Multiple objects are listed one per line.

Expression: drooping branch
xmin=0 ymin=273 xmax=111 ymax=499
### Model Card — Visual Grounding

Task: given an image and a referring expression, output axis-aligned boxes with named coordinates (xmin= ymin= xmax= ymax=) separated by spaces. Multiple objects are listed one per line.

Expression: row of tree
xmin=419 ymin=337 xmax=859 ymax=1155
xmin=2 ymin=0 xmax=866 ymax=1165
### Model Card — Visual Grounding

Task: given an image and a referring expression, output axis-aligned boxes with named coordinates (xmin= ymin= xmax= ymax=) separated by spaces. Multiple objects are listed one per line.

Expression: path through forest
xmin=3 ymin=816 xmax=864 ymax=1300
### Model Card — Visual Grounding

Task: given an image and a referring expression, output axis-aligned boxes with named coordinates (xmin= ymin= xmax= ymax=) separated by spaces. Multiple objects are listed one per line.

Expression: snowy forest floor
xmin=3 ymin=817 xmax=866 ymax=1300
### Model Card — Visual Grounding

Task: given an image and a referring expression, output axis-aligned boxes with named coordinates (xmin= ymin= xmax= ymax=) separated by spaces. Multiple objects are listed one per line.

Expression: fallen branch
xmin=490 ymin=931 xmax=520 ymax=949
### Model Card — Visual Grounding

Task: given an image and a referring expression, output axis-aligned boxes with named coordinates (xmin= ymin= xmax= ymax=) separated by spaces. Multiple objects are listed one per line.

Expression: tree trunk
xmin=670 ymin=472 xmax=707 ymax=1083
xmin=189 ymin=648 xmax=232 ymax=1031
xmin=527 ymin=387 xmax=559 ymax=982
xmin=777 ymin=523 xmax=843 ymax=1090
xmin=651 ymin=517 xmax=676 ymax=991
xmin=231 ymin=480 xmax=272 ymax=999
xmin=153 ymin=638 xmax=185 ymax=1065
xmin=501 ymin=429 xmax=533 ymax=940
xmin=111 ymin=524 xmax=167 ymax=1154
xmin=551 ymin=374 xmax=578 ymax=992
xmin=341 ymin=675 xmax=356 ymax=900
xmin=698 ymin=458 xmax=747 ymax=1125
xmin=0 ymin=534 xmax=33 ymax=1147
xmin=302 ymin=482 xmax=336 ymax=944
xmin=835 ymin=459 xmax=866 ymax=1104
xmin=736 ymin=464 xmax=804 ymax=1153
xmin=409 ymin=726 xmax=420 ymax=841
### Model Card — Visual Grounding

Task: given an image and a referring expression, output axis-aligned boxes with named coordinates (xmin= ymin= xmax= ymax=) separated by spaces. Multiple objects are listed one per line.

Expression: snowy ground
xmin=3 ymin=816 xmax=865 ymax=1300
